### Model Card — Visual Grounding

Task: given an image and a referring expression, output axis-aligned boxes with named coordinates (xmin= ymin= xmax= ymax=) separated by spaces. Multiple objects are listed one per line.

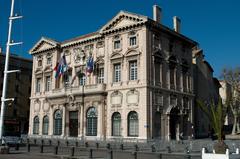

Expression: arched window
xmin=128 ymin=111 xmax=139 ymax=137
xmin=54 ymin=110 xmax=62 ymax=135
xmin=112 ymin=112 xmax=121 ymax=136
xmin=42 ymin=116 xmax=49 ymax=135
xmin=33 ymin=116 xmax=39 ymax=135
xmin=86 ymin=107 xmax=97 ymax=136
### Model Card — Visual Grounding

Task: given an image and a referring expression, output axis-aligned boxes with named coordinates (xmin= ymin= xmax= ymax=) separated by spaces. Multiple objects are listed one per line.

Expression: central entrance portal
xmin=170 ymin=107 xmax=180 ymax=140
xmin=69 ymin=111 xmax=78 ymax=137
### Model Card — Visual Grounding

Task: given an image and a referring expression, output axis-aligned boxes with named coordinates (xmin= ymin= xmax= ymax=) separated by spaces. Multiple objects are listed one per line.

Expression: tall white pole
xmin=0 ymin=0 xmax=15 ymax=144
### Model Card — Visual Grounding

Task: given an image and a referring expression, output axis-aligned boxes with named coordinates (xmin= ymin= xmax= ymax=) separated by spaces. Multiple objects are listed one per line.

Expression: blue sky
xmin=0 ymin=0 xmax=239 ymax=77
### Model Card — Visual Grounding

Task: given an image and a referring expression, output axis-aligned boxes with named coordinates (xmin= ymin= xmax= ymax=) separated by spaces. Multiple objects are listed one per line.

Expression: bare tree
xmin=222 ymin=67 xmax=240 ymax=135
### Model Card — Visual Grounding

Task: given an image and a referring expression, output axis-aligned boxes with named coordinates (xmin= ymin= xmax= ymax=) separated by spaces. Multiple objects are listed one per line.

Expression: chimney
xmin=173 ymin=16 xmax=181 ymax=33
xmin=0 ymin=47 xmax=2 ymax=54
xmin=153 ymin=5 xmax=162 ymax=23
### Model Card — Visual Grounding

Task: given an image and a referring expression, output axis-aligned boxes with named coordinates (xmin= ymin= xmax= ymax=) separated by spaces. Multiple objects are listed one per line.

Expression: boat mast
xmin=0 ymin=0 xmax=22 ymax=144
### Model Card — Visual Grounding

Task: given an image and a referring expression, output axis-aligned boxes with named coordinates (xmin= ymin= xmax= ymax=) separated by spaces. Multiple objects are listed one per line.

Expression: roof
xmin=0 ymin=53 xmax=32 ymax=63
xmin=61 ymin=32 xmax=99 ymax=44
xmin=203 ymin=60 xmax=214 ymax=73
xmin=31 ymin=9 xmax=198 ymax=53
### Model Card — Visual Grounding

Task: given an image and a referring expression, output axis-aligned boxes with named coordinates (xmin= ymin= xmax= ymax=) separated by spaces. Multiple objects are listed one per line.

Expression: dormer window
xmin=113 ymin=35 xmax=121 ymax=51
xmin=46 ymin=56 xmax=52 ymax=65
xmin=38 ymin=59 xmax=42 ymax=67
xmin=37 ymin=56 xmax=43 ymax=67
xmin=129 ymin=36 xmax=137 ymax=46
xmin=114 ymin=40 xmax=121 ymax=49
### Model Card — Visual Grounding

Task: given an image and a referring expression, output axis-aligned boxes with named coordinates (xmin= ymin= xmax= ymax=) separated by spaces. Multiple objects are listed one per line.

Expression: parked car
xmin=2 ymin=132 xmax=22 ymax=146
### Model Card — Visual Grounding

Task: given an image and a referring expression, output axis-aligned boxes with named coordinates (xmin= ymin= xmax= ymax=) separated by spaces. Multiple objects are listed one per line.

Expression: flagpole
xmin=0 ymin=0 xmax=22 ymax=145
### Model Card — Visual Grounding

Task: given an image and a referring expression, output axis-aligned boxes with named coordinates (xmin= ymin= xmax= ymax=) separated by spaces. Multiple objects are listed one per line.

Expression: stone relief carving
xmin=73 ymin=47 xmax=85 ymax=65
xmin=43 ymin=100 xmax=50 ymax=112
xmin=126 ymin=89 xmax=139 ymax=106
xmin=111 ymin=90 xmax=123 ymax=106
xmin=34 ymin=99 xmax=41 ymax=112
xmin=64 ymin=50 xmax=71 ymax=65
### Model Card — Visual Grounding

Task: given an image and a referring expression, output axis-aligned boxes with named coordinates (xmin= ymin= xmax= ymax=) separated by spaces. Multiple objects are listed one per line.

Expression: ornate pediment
xmin=100 ymin=11 xmax=147 ymax=33
xmin=110 ymin=52 xmax=123 ymax=60
xmin=125 ymin=49 xmax=140 ymax=57
xmin=95 ymin=57 xmax=104 ymax=64
xmin=29 ymin=37 xmax=59 ymax=54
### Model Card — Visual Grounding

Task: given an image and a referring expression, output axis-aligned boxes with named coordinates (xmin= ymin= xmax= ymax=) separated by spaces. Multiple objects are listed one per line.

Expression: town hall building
xmin=28 ymin=5 xmax=210 ymax=141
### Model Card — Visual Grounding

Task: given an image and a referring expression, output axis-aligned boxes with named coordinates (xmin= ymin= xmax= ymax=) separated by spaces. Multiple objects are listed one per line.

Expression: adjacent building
xmin=192 ymin=49 xmax=221 ymax=138
xmin=0 ymin=48 xmax=32 ymax=135
xmin=28 ymin=5 xmax=217 ymax=141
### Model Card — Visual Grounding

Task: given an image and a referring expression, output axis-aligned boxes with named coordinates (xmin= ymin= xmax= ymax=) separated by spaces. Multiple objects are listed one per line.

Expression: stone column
xmin=167 ymin=115 xmax=170 ymax=140
xmin=49 ymin=106 xmax=53 ymax=135
xmin=97 ymin=103 xmax=102 ymax=139
xmin=78 ymin=105 xmax=83 ymax=137
xmin=61 ymin=105 xmax=66 ymax=137
xmin=65 ymin=109 xmax=69 ymax=136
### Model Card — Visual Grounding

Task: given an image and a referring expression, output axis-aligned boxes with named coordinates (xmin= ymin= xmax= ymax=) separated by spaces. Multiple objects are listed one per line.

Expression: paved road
xmin=0 ymin=151 xmax=200 ymax=159
xmin=0 ymin=152 xmax=59 ymax=159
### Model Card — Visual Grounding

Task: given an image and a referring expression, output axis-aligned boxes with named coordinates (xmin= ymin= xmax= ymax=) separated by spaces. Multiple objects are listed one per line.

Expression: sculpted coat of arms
xmin=73 ymin=47 xmax=85 ymax=65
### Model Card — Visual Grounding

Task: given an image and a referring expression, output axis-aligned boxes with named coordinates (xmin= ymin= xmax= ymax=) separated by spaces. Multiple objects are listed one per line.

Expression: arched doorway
xmin=170 ymin=107 xmax=180 ymax=140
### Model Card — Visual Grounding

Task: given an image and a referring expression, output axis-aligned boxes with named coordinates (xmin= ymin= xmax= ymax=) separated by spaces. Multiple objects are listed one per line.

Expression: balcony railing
xmin=48 ymin=83 xmax=106 ymax=99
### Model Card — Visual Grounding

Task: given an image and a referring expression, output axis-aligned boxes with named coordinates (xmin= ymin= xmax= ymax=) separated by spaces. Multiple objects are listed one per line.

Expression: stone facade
xmin=0 ymin=51 xmax=32 ymax=134
xmin=28 ymin=6 xmax=208 ymax=141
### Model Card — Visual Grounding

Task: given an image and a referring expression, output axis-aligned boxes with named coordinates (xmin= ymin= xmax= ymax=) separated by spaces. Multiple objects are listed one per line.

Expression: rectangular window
xmin=170 ymin=68 xmax=175 ymax=89
xmin=129 ymin=36 xmax=137 ymax=46
xmin=36 ymin=78 xmax=41 ymax=93
xmin=114 ymin=64 xmax=121 ymax=82
xmin=79 ymin=76 xmax=86 ymax=86
xmin=183 ymin=72 xmax=187 ymax=92
xmin=47 ymin=57 xmax=52 ymax=65
xmin=129 ymin=61 xmax=137 ymax=80
xmin=64 ymin=71 xmax=72 ymax=87
xmin=45 ymin=76 xmax=51 ymax=92
xmin=38 ymin=60 xmax=42 ymax=67
xmin=114 ymin=40 xmax=121 ymax=49
xmin=155 ymin=62 xmax=160 ymax=84
xmin=15 ymin=85 xmax=19 ymax=93
xmin=97 ymin=68 xmax=104 ymax=84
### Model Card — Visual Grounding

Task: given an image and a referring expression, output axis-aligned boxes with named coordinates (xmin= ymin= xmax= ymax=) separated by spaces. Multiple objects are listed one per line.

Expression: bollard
xmin=15 ymin=143 xmax=19 ymax=150
xmin=75 ymin=141 xmax=78 ymax=147
xmin=151 ymin=144 xmax=156 ymax=152
xmin=34 ymin=139 xmax=37 ymax=145
xmin=66 ymin=140 xmax=69 ymax=146
xmin=41 ymin=139 xmax=44 ymax=145
xmin=134 ymin=144 xmax=139 ymax=151
xmin=106 ymin=143 xmax=111 ymax=149
xmin=120 ymin=143 xmax=124 ymax=150
xmin=54 ymin=146 xmax=58 ymax=155
xmin=40 ymin=144 xmax=43 ymax=153
xmin=70 ymin=147 xmax=75 ymax=156
xmin=132 ymin=151 xmax=137 ymax=159
xmin=57 ymin=140 xmax=60 ymax=146
xmin=159 ymin=153 xmax=162 ymax=159
xmin=185 ymin=154 xmax=191 ymax=159
xmin=89 ymin=149 xmax=93 ymax=158
xmin=27 ymin=143 xmax=30 ymax=152
xmin=85 ymin=142 xmax=89 ymax=148
xmin=96 ymin=142 xmax=99 ymax=149
xmin=27 ymin=138 xmax=29 ymax=145
xmin=49 ymin=140 xmax=52 ymax=146
xmin=166 ymin=146 xmax=171 ymax=153
xmin=107 ymin=150 xmax=113 ymax=159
